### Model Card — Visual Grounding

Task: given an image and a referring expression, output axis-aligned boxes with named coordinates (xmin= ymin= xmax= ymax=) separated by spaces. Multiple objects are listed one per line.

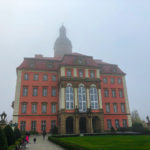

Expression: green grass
xmin=54 ymin=135 xmax=150 ymax=150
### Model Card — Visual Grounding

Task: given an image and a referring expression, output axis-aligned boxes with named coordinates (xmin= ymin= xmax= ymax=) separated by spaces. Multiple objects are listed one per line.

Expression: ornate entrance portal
xmin=79 ymin=117 xmax=86 ymax=133
xmin=66 ymin=117 xmax=73 ymax=134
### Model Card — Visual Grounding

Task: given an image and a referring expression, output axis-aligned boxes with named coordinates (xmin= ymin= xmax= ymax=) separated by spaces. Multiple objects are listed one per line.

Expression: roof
xmin=17 ymin=53 xmax=125 ymax=75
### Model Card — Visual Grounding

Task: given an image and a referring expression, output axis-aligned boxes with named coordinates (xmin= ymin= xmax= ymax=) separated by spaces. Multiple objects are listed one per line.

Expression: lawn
xmin=49 ymin=135 xmax=150 ymax=150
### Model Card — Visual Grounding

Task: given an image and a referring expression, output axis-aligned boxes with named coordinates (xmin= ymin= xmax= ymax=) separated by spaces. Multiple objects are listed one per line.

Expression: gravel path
xmin=26 ymin=135 xmax=65 ymax=150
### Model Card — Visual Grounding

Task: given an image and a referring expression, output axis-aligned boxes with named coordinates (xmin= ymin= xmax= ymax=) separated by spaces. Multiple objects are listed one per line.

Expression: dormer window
xmin=90 ymin=71 xmax=95 ymax=78
xmin=67 ymin=69 xmax=72 ymax=77
xmin=47 ymin=62 xmax=53 ymax=68
xmin=79 ymin=70 xmax=84 ymax=77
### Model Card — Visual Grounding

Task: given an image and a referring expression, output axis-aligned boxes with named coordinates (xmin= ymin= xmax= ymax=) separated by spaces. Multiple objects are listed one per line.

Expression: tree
xmin=4 ymin=125 xmax=15 ymax=146
xmin=131 ymin=110 xmax=141 ymax=123
xmin=14 ymin=127 xmax=21 ymax=141
xmin=132 ymin=122 xmax=145 ymax=132
xmin=0 ymin=127 xmax=8 ymax=150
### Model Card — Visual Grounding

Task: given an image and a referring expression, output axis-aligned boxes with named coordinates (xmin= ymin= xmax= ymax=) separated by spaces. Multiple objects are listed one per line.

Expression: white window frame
xmin=65 ymin=86 xmax=74 ymax=110
xmin=42 ymin=103 xmax=47 ymax=113
xmin=78 ymin=86 xmax=86 ymax=112
xmin=90 ymin=87 xmax=98 ymax=109
xmin=43 ymin=88 xmax=47 ymax=96
xmin=32 ymin=103 xmax=37 ymax=113
xmin=51 ymin=103 xmax=56 ymax=113
xmin=121 ymin=103 xmax=125 ymax=113
xmin=106 ymin=103 xmax=110 ymax=113
xmin=41 ymin=120 xmax=46 ymax=131
xmin=113 ymin=103 xmax=118 ymax=112
xmin=21 ymin=103 xmax=27 ymax=113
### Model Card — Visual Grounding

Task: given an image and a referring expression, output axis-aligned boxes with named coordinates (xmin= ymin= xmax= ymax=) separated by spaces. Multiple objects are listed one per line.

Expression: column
xmin=59 ymin=87 xmax=65 ymax=110
xmin=74 ymin=88 xmax=78 ymax=107
xmin=98 ymin=89 xmax=102 ymax=109
xmin=86 ymin=88 xmax=90 ymax=108
xmin=60 ymin=115 xmax=66 ymax=134
xmin=60 ymin=67 xmax=65 ymax=76
xmin=75 ymin=116 xmax=79 ymax=134
xmin=85 ymin=69 xmax=89 ymax=78
xmin=74 ymin=68 xmax=77 ymax=77
xmin=87 ymin=117 xmax=93 ymax=133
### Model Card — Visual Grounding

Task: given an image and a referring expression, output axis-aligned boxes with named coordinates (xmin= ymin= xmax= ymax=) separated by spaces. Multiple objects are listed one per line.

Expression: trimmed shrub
xmin=4 ymin=125 xmax=15 ymax=146
xmin=14 ymin=127 xmax=21 ymax=141
xmin=50 ymin=127 xmax=58 ymax=135
xmin=132 ymin=122 xmax=145 ymax=132
xmin=0 ymin=126 xmax=8 ymax=150
xmin=111 ymin=126 xmax=115 ymax=132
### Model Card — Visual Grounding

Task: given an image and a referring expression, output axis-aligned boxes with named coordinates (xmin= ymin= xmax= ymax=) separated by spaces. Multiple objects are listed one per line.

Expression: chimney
xmin=35 ymin=54 xmax=43 ymax=58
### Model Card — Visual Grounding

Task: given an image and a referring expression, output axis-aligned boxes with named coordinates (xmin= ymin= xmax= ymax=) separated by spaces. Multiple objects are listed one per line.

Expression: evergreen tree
xmin=0 ymin=127 xmax=8 ymax=150
xmin=4 ymin=125 xmax=15 ymax=146
xmin=14 ymin=127 xmax=21 ymax=141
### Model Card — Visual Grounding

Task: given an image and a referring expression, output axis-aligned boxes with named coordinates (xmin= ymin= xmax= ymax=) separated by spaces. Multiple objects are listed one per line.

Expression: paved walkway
xmin=26 ymin=135 xmax=65 ymax=150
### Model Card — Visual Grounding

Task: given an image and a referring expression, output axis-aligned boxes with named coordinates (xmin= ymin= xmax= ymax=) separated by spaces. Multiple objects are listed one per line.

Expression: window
xmin=51 ymin=120 xmax=56 ymax=129
xmin=106 ymin=103 xmax=110 ymax=113
xmin=66 ymin=86 xmax=74 ymax=109
xmin=113 ymin=103 xmax=118 ymax=113
xmin=119 ymin=89 xmax=123 ymax=98
xmin=42 ymin=88 xmax=47 ymax=96
xmin=118 ymin=78 xmax=121 ymax=84
xmin=123 ymin=119 xmax=127 ymax=128
xmin=41 ymin=120 xmax=46 ymax=131
xmin=104 ymin=89 xmax=109 ymax=97
xmin=90 ymin=71 xmax=95 ymax=78
xmin=33 ymin=88 xmax=38 ymax=96
xmin=43 ymin=74 xmax=48 ymax=81
xmin=111 ymin=89 xmax=116 ymax=97
xmin=67 ymin=70 xmax=72 ymax=77
xmin=23 ymin=87 xmax=28 ymax=96
xmin=20 ymin=121 xmax=26 ymax=131
xmin=103 ymin=77 xmax=107 ymax=84
xmin=51 ymin=103 xmax=56 ymax=113
xmin=111 ymin=78 xmax=115 ymax=84
xmin=21 ymin=103 xmax=27 ymax=113
xmin=42 ymin=103 xmax=47 ymax=113
xmin=31 ymin=121 xmax=36 ymax=131
xmin=115 ymin=120 xmax=120 ymax=128
xmin=90 ymin=87 xmax=98 ymax=109
xmin=52 ymin=75 xmax=56 ymax=81
xmin=24 ymin=73 xmax=28 ymax=80
xmin=107 ymin=119 xmax=112 ymax=129
xmin=79 ymin=70 xmax=84 ymax=77
xmin=33 ymin=74 xmax=39 ymax=80
xmin=78 ymin=86 xmax=86 ymax=112
xmin=52 ymin=87 xmax=56 ymax=96
xmin=32 ymin=103 xmax=37 ymax=113
xmin=121 ymin=103 xmax=125 ymax=113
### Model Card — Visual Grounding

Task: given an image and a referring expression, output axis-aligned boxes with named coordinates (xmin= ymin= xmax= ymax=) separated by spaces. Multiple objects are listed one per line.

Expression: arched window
xmin=90 ymin=87 xmax=98 ymax=109
xmin=78 ymin=86 xmax=86 ymax=112
xmin=66 ymin=86 xmax=74 ymax=109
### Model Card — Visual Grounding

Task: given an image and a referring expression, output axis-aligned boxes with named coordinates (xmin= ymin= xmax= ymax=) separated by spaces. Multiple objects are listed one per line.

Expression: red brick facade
xmin=12 ymin=27 xmax=131 ymax=134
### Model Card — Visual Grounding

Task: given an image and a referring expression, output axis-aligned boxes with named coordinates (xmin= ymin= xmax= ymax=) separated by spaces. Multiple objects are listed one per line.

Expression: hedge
xmin=8 ymin=136 xmax=25 ymax=150
xmin=48 ymin=136 xmax=89 ymax=150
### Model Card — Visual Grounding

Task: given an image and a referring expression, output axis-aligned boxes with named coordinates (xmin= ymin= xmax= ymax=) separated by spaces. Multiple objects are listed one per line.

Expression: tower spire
xmin=54 ymin=26 xmax=72 ymax=57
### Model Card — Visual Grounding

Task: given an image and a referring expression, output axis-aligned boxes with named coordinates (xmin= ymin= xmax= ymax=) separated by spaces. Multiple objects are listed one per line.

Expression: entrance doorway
xmin=66 ymin=117 xmax=73 ymax=134
xmin=92 ymin=116 xmax=100 ymax=133
xmin=79 ymin=117 xmax=86 ymax=133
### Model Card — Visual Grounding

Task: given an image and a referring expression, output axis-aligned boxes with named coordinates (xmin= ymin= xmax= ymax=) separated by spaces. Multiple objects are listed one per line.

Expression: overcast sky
xmin=0 ymin=0 xmax=150 ymax=121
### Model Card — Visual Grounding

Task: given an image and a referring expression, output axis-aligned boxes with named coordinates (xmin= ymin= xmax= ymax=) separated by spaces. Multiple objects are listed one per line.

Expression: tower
xmin=54 ymin=25 xmax=72 ymax=57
